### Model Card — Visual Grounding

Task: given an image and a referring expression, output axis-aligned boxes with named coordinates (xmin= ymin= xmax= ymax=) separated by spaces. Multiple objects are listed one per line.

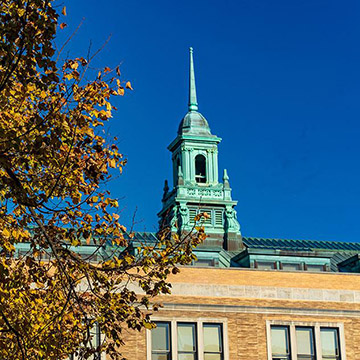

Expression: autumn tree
xmin=0 ymin=1 xmax=205 ymax=359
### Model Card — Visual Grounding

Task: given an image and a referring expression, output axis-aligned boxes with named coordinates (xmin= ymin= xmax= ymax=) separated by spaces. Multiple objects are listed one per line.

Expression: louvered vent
xmin=189 ymin=208 xmax=197 ymax=224
xmin=215 ymin=210 xmax=223 ymax=226
xmin=199 ymin=209 xmax=212 ymax=225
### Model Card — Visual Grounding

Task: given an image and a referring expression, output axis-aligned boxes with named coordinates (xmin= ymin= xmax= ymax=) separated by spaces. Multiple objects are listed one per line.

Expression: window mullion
xmin=172 ymin=321 xmax=177 ymax=360
xmin=314 ymin=325 xmax=322 ymax=360
xmin=198 ymin=321 xmax=204 ymax=360
xmin=290 ymin=325 xmax=298 ymax=360
xmin=338 ymin=324 xmax=347 ymax=360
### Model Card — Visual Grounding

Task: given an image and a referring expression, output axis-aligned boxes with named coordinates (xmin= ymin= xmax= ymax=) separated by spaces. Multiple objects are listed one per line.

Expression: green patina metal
xmin=158 ymin=48 xmax=242 ymax=251
xmin=188 ymin=47 xmax=198 ymax=112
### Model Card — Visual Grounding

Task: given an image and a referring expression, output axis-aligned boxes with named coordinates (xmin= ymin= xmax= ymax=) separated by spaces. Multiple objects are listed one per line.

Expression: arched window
xmin=195 ymin=154 xmax=206 ymax=183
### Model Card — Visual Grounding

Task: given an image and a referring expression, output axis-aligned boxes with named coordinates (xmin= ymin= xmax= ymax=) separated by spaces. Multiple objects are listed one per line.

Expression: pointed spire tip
xmin=188 ymin=46 xmax=198 ymax=112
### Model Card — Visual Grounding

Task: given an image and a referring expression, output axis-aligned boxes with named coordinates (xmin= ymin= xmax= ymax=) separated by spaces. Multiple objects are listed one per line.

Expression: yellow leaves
xmin=203 ymin=212 xmax=210 ymax=219
xmin=90 ymin=196 xmax=99 ymax=203
xmin=0 ymin=3 xmax=203 ymax=357
xmin=116 ymin=79 xmax=124 ymax=96
xmin=108 ymin=158 xmax=116 ymax=168
xmin=2 ymin=228 xmax=10 ymax=238
xmin=70 ymin=61 xmax=79 ymax=70
xmin=106 ymin=101 xmax=112 ymax=112
xmin=194 ymin=211 xmax=210 ymax=222
xmin=84 ymin=214 xmax=93 ymax=223
xmin=143 ymin=321 xmax=155 ymax=330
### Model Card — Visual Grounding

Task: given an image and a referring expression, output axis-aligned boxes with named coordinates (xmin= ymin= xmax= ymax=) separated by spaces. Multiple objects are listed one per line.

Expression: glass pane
xmin=178 ymin=354 xmax=196 ymax=360
xmin=152 ymin=355 xmax=169 ymax=360
xmin=296 ymin=328 xmax=314 ymax=355
xmin=258 ymin=262 xmax=276 ymax=270
xmin=152 ymin=323 xmax=170 ymax=351
xmin=271 ymin=326 xmax=289 ymax=355
xmin=282 ymin=263 xmax=299 ymax=271
xmin=90 ymin=323 xmax=100 ymax=348
xmin=203 ymin=324 xmax=221 ymax=352
xmin=321 ymin=328 xmax=339 ymax=356
xmin=178 ymin=323 xmax=196 ymax=352
xmin=204 ymin=355 xmax=221 ymax=360
xmin=306 ymin=264 xmax=324 ymax=272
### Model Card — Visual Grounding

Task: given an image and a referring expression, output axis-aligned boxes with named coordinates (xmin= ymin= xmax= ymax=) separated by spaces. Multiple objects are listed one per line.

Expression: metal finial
xmin=188 ymin=47 xmax=198 ymax=112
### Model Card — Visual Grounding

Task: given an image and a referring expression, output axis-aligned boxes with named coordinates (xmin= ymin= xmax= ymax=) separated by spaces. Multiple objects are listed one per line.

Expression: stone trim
xmin=170 ymin=283 xmax=360 ymax=303
xmin=161 ymin=302 xmax=360 ymax=318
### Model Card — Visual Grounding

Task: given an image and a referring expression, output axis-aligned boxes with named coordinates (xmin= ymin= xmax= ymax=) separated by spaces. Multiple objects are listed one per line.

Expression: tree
xmin=0 ymin=1 xmax=205 ymax=359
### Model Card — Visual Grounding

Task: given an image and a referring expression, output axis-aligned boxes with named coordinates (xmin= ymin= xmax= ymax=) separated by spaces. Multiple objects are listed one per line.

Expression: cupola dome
xmin=177 ymin=111 xmax=211 ymax=136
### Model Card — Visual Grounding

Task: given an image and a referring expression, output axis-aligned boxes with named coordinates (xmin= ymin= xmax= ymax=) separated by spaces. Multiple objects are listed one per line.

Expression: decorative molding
xmin=160 ymin=302 xmax=360 ymax=318
xmin=186 ymin=188 xmax=223 ymax=198
xmin=168 ymin=283 xmax=360 ymax=304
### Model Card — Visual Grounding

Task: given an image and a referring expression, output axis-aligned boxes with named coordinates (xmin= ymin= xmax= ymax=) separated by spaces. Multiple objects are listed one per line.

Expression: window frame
xmin=195 ymin=154 xmax=207 ymax=183
xmin=147 ymin=318 xmax=229 ymax=360
xmin=69 ymin=321 xmax=104 ymax=360
xmin=151 ymin=321 xmax=172 ymax=360
xmin=266 ymin=321 xmax=346 ymax=360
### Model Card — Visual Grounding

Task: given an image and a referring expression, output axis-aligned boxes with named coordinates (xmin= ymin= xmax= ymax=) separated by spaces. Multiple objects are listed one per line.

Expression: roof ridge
xmin=243 ymin=236 xmax=359 ymax=245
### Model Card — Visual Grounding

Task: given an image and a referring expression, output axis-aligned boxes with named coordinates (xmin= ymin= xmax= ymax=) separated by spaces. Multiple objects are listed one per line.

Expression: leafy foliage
xmin=0 ymin=1 xmax=205 ymax=359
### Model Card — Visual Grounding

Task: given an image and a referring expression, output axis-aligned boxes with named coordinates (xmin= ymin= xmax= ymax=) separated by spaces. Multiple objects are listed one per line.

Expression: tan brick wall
xmin=119 ymin=312 xmax=360 ymax=360
xmin=115 ymin=268 xmax=360 ymax=360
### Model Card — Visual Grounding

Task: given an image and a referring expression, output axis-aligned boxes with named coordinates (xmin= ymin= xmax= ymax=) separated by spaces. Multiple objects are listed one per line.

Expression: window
xmin=69 ymin=322 xmax=102 ymax=360
xmin=306 ymin=264 xmax=325 ymax=272
xmin=195 ymin=155 xmax=206 ymax=183
xmin=267 ymin=323 xmax=344 ymax=360
xmin=270 ymin=326 xmax=290 ymax=360
xmin=257 ymin=261 xmax=277 ymax=270
xmin=296 ymin=327 xmax=315 ymax=360
xmin=193 ymin=259 xmax=215 ymax=267
xmin=152 ymin=322 xmax=171 ymax=360
xmin=281 ymin=263 xmax=300 ymax=271
xmin=321 ymin=328 xmax=341 ymax=360
xmin=203 ymin=324 xmax=223 ymax=360
xmin=178 ymin=323 xmax=197 ymax=360
xmin=148 ymin=320 xmax=227 ymax=360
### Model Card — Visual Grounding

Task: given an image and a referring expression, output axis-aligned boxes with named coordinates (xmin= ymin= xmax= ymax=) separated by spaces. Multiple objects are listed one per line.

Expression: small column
xmin=207 ymin=149 xmax=213 ymax=184
xmin=213 ymin=149 xmax=219 ymax=184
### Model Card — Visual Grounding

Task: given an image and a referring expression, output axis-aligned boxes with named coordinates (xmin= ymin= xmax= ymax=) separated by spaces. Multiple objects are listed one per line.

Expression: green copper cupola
xmin=158 ymin=48 xmax=243 ymax=251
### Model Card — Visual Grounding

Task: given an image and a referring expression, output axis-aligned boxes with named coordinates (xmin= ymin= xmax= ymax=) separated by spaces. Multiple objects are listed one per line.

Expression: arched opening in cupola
xmin=195 ymin=154 xmax=206 ymax=183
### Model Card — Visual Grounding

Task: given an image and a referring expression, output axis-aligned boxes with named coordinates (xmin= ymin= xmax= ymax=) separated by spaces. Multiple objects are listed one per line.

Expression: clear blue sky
xmin=57 ymin=0 xmax=360 ymax=242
